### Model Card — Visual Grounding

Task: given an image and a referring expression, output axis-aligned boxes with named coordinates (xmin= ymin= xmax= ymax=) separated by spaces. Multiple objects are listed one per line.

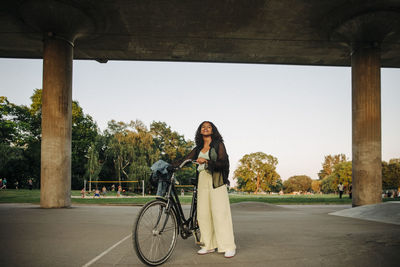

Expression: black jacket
xmin=178 ymin=140 xmax=230 ymax=188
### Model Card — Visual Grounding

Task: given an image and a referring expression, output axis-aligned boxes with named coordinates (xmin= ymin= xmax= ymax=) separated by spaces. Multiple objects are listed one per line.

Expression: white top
xmin=197 ymin=150 xmax=210 ymax=172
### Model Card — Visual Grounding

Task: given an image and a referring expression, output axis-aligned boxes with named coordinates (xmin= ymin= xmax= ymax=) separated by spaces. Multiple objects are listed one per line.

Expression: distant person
xmin=15 ymin=181 xmax=19 ymax=190
xmin=349 ymin=183 xmax=352 ymax=199
xmin=0 ymin=178 xmax=2 ymax=189
xmin=338 ymin=182 xmax=344 ymax=199
xmin=81 ymin=188 xmax=86 ymax=198
xmin=28 ymin=179 xmax=33 ymax=190
xmin=1 ymin=178 xmax=7 ymax=189
xmin=102 ymin=186 xmax=107 ymax=196
xmin=94 ymin=188 xmax=100 ymax=198
xmin=117 ymin=185 xmax=122 ymax=197
xmin=111 ymin=184 xmax=115 ymax=191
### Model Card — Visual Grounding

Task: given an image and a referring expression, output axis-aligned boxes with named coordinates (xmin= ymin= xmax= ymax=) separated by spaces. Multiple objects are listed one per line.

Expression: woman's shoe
xmin=224 ymin=250 xmax=236 ymax=258
xmin=197 ymin=248 xmax=215 ymax=255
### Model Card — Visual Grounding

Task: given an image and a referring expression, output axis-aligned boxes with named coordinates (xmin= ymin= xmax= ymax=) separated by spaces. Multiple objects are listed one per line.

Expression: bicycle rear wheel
xmin=133 ymin=199 xmax=178 ymax=266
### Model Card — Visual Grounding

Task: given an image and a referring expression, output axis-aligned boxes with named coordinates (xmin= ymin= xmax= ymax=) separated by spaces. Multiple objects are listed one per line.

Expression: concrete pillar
xmin=351 ymin=45 xmax=382 ymax=207
xmin=40 ymin=36 xmax=73 ymax=208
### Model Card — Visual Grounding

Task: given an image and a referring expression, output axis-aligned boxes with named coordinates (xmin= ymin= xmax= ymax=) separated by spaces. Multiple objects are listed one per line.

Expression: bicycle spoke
xmin=133 ymin=200 xmax=177 ymax=265
xmin=161 ymin=226 xmax=175 ymax=232
xmin=148 ymin=236 xmax=157 ymax=260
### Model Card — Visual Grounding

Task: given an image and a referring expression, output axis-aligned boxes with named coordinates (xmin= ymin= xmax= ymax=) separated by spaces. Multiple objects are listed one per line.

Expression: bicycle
xmin=132 ymin=159 xmax=202 ymax=266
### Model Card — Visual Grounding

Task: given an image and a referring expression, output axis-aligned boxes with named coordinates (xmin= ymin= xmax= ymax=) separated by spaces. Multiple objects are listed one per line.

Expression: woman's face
xmin=200 ymin=122 xmax=213 ymax=136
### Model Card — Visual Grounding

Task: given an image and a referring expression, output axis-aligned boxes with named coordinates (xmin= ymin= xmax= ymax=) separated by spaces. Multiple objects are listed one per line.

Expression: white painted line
xmin=82 ymin=234 xmax=132 ymax=267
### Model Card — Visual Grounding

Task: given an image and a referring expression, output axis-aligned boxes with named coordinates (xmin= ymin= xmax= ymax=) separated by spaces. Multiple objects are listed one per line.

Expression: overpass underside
xmin=1 ymin=0 xmax=399 ymax=207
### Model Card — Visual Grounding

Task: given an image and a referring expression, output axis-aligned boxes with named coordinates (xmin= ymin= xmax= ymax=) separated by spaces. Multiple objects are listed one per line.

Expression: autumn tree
xmin=318 ymin=154 xmax=347 ymax=179
xmin=234 ymin=152 xmax=281 ymax=193
xmin=311 ymin=180 xmax=321 ymax=193
xmin=283 ymin=175 xmax=312 ymax=193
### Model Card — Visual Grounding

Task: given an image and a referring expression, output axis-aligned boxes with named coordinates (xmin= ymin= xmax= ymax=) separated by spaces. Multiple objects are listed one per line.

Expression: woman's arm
xmin=171 ymin=147 xmax=198 ymax=167
xmin=207 ymin=142 xmax=228 ymax=172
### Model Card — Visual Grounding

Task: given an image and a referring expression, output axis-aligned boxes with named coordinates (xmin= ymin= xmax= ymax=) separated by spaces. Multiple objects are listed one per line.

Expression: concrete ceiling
xmin=1 ymin=0 xmax=400 ymax=67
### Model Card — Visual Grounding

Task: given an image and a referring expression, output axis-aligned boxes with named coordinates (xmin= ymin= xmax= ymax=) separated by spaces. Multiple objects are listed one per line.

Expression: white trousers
xmin=197 ymin=171 xmax=236 ymax=252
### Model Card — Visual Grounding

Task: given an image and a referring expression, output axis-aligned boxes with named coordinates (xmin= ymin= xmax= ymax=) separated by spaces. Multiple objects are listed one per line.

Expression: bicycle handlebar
xmin=178 ymin=159 xmax=198 ymax=169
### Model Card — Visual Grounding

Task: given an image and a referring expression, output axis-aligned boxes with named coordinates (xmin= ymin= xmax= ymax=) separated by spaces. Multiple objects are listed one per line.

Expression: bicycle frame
xmin=157 ymin=160 xmax=199 ymax=239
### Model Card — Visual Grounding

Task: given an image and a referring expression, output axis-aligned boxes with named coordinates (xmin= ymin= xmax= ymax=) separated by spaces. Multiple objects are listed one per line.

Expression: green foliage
xmin=71 ymin=101 xmax=99 ymax=189
xmin=382 ymin=159 xmax=400 ymax=190
xmin=85 ymin=142 xmax=102 ymax=190
xmin=321 ymin=175 xmax=337 ymax=194
xmin=0 ymin=96 xmax=17 ymax=144
xmin=150 ymin=121 xmax=195 ymax=185
xmin=104 ymin=120 xmax=158 ymax=186
xmin=234 ymin=152 xmax=281 ymax=193
xmin=320 ymin=161 xmax=352 ymax=193
xmin=0 ymin=95 xmax=41 ymax=188
xmin=1 ymin=90 xmax=98 ymax=189
xmin=99 ymin=120 xmax=194 ymax=194
xmin=283 ymin=175 xmax=312 ymax=193
xmin=150 ymin=121 xmax=194 ymax=163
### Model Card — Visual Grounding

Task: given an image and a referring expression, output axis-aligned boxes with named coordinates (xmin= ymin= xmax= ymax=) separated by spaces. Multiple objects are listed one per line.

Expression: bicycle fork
xmin=190 ymin=186 xmax=204 ymax=246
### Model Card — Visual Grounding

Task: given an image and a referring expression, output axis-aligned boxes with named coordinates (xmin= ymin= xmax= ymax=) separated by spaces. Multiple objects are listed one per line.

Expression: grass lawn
xmin=1 ymin=189 xmax=399 ymax=205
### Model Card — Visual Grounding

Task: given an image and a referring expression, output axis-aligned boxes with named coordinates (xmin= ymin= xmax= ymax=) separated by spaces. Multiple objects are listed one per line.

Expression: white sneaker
xmin=224 ymin=250 xmax=236 ymax=258
xmin=197 ymin=248 xmax=215 ymax=255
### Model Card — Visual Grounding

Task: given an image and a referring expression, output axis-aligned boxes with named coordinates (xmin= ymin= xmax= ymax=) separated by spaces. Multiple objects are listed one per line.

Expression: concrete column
xmin=351 ymin=45 xmax=382 ymax=207
xmin=40 ymin=36 xmax=73 ymax=208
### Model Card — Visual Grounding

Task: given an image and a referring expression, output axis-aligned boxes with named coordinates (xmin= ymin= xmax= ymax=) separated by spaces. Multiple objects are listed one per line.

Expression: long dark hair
xmin=195 ymin=121 xmax=224 ymax=147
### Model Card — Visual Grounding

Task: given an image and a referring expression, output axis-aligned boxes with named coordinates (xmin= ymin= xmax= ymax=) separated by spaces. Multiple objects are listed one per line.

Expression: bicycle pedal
xmin=196 ymin=241 xmax=205 ymax=246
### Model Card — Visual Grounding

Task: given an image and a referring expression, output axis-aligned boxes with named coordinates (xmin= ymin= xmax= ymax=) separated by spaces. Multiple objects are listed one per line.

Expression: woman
xmin=178 ymin=121 xmax=236 ymax=258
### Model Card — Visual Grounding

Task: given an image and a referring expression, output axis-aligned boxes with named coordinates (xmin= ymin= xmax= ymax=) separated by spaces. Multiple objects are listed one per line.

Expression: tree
xmin=321 ymin=175 xmax=337 ymax=194
xmin=150 ymin=121 xmax=195 ymax=185
xmin=320 ymin=161 xmax=352 ymax=193
xmin=283 ymin=175 xmax=312 ymax=193
xmin=234 ymin=152 xmax=280 ymax=193
xmin=71 ymin=101 xmax=99 ymax=189
xmin=382 ymin=159 xmax=400 ymax=190
xmin=311 ymin=180 xmax=321 ymax=193
xmin=104 ymin=120 xmax=159 ymax=190
xmin=318 ymin=154 xmax=347 ymax=179
xmin=333 ymin=161 xmax=352 ymax=186
xmin=0 ymin=96 xmax=18 ymax=144
xmin=150 ymin=121 xmax=194 ymax=162
xmin=1 ymin=90 xmax=98 ymax=189
xmin=85 ymin=142 xmax=103 ymax=191
xmin=0 ymin=95 xmax=41 ymax=188
xmin=105 ymin=120 xmax=132 ymax=185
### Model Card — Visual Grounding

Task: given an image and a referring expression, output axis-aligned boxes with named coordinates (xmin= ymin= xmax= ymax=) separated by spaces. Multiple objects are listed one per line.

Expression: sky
xmin=1 ymin=58 xmax=399 ymax=184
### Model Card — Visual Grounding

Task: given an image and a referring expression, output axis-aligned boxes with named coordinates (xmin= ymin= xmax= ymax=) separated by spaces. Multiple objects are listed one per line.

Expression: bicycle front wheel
xmin=133 ymin=199 xmax=178 ymax=266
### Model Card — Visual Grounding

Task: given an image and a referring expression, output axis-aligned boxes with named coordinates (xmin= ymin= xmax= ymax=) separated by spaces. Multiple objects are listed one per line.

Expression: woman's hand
xmin=196 ymin=157 xmax=208 ymax=164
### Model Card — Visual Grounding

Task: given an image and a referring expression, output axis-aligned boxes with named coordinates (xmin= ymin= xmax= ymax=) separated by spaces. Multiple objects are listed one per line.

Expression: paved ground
xmin=0 ymin=202 xmax=399 ymax=267
xmin=330 ymin=201 xmax=400 ymax=225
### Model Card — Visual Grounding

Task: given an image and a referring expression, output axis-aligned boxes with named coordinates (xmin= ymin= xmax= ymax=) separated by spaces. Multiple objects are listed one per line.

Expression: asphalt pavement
xmin=0 ymin=202 xmax=399 ymax=266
